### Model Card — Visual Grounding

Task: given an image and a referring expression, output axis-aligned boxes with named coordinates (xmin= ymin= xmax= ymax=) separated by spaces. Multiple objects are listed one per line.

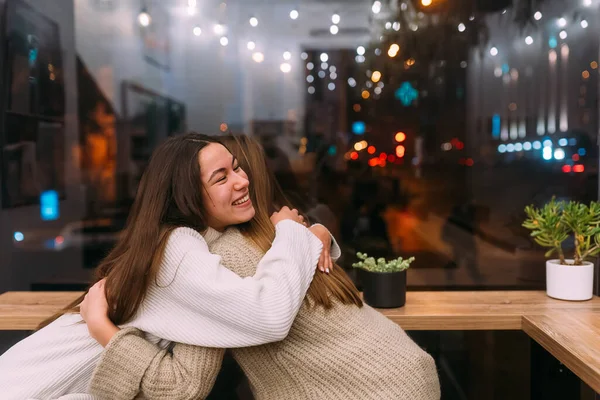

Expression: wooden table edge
xmin=521 ymin=314 xmax=600 ymax=394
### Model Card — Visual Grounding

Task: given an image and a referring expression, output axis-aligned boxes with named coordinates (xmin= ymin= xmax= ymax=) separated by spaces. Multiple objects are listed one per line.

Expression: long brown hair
xmin=221 ymin=135 xmax=362 ymax=309
xmin=39 ymin=133 xmax=223 ymax=328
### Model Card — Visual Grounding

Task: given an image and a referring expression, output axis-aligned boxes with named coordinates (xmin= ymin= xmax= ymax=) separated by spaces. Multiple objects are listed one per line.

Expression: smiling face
xmin=199 ymin=143 xmax=255 ymax=231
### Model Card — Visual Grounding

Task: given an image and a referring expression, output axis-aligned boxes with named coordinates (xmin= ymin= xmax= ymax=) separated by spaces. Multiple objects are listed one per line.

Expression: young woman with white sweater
xmin=80 ymin=135 xmax=441 ymax=400
xmin=0 ymin=133 xmax=338 ymax=399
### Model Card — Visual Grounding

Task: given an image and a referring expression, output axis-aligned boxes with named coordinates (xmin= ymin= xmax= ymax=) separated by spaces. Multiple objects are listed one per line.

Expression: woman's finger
xmin=318 ymin=253 xmax=325 ymax=272
xmin=324 ymin=250 xmax=331 ymax=274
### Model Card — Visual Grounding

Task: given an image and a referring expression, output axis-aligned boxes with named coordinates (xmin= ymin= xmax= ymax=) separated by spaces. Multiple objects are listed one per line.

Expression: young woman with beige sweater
xmin=81 ymin=135 xmax=441 ymax=400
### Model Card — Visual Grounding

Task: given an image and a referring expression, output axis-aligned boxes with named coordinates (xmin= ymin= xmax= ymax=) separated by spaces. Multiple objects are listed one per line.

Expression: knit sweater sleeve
xmin=89 ymin=328 xmax=223 ymax=400
xmin=129 ymin=220 xmax=323 ymax=347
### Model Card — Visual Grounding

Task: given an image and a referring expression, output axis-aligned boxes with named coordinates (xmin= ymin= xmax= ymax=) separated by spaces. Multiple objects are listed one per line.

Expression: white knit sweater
xmin=0 ymin=220 xmax=324 ymax=400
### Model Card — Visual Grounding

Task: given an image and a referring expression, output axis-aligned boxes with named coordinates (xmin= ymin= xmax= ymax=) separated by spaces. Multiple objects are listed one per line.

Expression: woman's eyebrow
xmin=208 ymin=156 xmax=237 ymax=182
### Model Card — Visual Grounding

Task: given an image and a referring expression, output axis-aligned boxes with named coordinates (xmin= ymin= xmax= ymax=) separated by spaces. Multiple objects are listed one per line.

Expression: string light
xmin=138 ymin=8 xmax=151 ymax=27
xmin=490 ymin=47 xmax=498 ymax=56
xmin=213 ymin=24 xmax=225 ymax=35
xmin=290 ymin=9 xmax=299 ymax=20
xmin=280 ymin=63 xmax=291 ymax=73
xmin=559 ymin=30 xmax=567 ymax=39
xmin=525 ymin=36 xmax=533 ymax=45
xmin=252 ymin=52 xmax=264 ymax=63
xmin=330 ymin=25 xmax=339 ymax=35
xmin=534 ymin=11 xmax=542 ymax=20
xmin=283 ymin=51 xmax=291 ymax=60
xmin=247 ymin=41 xmax=256 ymax=50
xmin=320 ymin=53 xmax=329 ymax=62
xmin=421 ymin=0 xmax=432 ymax=6
xmin=332 ymin=14 xmax=340 ymax=24
xmin=220 ymin=36 xmax=229 ymax=46
xmin=581 ymin=20 xmax=589 ymax=28
xmin=249 ymin=17 xmax=258 ymax=27
xmin=557 ymin=17 xmax=567 ymax=28
xmin=193 ymin=26 xmax=202 ymax=36
xmin=458 ymin=23 xmax=466 ymax=32
xmin=372 ymin=1 xmax=381 ymax=14
xmin=357 ymin=46 xmax=365 ymax=55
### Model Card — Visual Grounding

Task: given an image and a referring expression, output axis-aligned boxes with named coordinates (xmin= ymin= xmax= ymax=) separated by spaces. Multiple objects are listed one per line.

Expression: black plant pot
xmin=359 ymin=269 xmax=407 ymax=308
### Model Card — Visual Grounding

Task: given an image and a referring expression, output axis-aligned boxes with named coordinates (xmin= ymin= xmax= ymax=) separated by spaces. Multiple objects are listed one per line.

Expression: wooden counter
xmin=383 ymin=291 xmax=600 ymax=330
xmin=0 ymin=291 xmax=82 ymax=330
xmin=523 ymin=312 xmax=600 ymax=394
xmin=3 ymin=290 xmax=600 ymax=331
xmin=1 ymin=290 xmax=600 ymax=392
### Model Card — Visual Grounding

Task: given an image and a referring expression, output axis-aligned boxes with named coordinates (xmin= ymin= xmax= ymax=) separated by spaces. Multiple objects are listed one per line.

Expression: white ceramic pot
xmin=546 ymin=259 xmax=594 ymax=301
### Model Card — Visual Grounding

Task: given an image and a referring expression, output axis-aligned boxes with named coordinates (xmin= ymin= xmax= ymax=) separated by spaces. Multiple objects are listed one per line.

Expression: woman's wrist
xmin=89 ymin=317 xmax=120 ymax=347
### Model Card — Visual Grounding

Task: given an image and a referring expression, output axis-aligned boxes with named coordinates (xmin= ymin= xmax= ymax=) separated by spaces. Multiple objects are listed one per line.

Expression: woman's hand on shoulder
xmin=308 ymin=225 xmax=333 ymax=274
xmin=80 ymin=279 xmax=120 ymax=347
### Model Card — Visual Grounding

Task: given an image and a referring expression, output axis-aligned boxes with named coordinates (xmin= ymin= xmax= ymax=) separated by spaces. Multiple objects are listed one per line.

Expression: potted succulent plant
xmin=523 ymin=198 xmax=600 ymax=301
xmin=352 ymin=252 xmax=414 ymax=308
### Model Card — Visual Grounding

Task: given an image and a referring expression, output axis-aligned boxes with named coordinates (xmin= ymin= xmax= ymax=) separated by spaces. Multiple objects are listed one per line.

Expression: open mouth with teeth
xmin=232 ymin=194 xmax=250 ymax=206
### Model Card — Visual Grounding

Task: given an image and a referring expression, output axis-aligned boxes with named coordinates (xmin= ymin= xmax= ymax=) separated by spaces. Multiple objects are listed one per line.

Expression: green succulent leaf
xmin=352 ymin=252 xmax=415 ymax=273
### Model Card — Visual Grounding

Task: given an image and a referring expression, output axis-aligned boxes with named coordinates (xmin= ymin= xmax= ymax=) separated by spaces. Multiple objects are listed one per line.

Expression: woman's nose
xmin=233 ymin=174 xmax=249 ymax=190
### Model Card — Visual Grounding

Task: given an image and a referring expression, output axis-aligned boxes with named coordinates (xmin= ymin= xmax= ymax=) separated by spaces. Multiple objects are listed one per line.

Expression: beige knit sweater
xmin=90 ymin=228 xmax=440 ymax=400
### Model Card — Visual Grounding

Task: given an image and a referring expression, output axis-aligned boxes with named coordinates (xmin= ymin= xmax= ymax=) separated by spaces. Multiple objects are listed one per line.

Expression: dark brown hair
xmin=40 ymin=133 xmax=223 ymax=328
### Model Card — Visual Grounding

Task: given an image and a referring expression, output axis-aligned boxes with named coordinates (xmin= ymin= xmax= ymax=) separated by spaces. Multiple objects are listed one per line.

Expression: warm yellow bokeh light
xmin=354 ymin=140 xmax=369 ymax=151
xmin=396 ymin=145 xmax=405 ymax=157
xmin=421 ymin=0 xmax=432 ymax=6
xmin=361 ymin=90 xmax=370 ymax=99
xmin=371 ymin=71 xmax=381 ymax=82
xmin=582 ymin=70 xmax=590 ymax=79
xmin=395 ymin=132 xmax=406 ymax=142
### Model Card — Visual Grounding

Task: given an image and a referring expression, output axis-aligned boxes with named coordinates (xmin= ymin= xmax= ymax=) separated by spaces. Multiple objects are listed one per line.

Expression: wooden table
xmin=523 ymin=312 xmax=600 ymax=394
xmin=2 ymin=290 xmax=600 ymax=392
xmin=0 ymin=291 xmax=82 ymax=330
xmin=3 ymin=290 xmax=599 ymax=331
